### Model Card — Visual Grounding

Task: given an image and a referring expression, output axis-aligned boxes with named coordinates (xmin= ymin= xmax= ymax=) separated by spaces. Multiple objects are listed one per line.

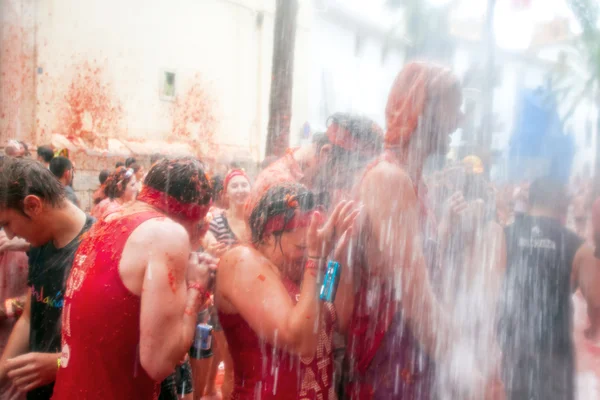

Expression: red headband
xmin=223 ymin=169 xmax=249 ymax=193
xmin=137 ymin=186 xmax=210 ymax=222
xmin=262 ymin=211 xmax=314 ymax=239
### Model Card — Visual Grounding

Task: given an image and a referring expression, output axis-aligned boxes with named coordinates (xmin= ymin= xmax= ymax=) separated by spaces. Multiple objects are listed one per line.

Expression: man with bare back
xmin=51 ymin=158 xmax=216 ymax=400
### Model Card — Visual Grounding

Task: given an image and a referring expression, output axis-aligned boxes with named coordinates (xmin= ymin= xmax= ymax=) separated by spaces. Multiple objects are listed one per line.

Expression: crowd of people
xmin=0 ymin=61 xmax=599 ymax=400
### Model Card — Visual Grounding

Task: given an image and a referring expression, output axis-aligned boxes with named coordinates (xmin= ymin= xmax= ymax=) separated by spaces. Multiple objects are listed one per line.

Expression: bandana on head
xmin=223 ymin=169 xmax=249 ymax=193
xmin=262 ymin=210 xmax=315 ymax=238
xmin=385 ymin=62 xmax=458 ymax=149
xmin=137 ymin=186 xmax=210 ymax=222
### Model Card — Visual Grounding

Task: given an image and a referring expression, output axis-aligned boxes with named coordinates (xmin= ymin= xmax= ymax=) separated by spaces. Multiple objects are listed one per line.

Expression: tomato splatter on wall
xmin=55 ymin=61 xmax=123 ymax=148
xmin=0 ymin=0 xmax=36 ymax=145
xmin=171 ymin=75 xmax=217 ymax=157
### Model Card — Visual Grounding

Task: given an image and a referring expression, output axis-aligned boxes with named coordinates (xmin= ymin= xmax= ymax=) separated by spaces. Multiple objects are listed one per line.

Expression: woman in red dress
xmin=216 ymin=183 xmax=357 ymax=400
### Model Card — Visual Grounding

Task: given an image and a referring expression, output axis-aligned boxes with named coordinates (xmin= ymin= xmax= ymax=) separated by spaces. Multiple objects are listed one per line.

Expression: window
xmin=160 ymin=70 xmax=176 ymax=100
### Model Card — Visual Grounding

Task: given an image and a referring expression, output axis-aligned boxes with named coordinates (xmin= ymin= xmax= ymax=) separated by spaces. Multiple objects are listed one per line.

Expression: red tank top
xmin=218 ymin=276 xmax=337 ymax=400
xmin=52 ymin=211 xmax=163 ymax=400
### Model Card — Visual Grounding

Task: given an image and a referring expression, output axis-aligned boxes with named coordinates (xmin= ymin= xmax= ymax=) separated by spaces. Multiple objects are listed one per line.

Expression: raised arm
xmin=359 ymin=161 xmax=450 ymax=357
xmin=217 ymin=204 xmax=356 ymax=358
xmin=138 ymin=220 xmax=211 ymax=381
xmin=217 ymin=246 xmax=323 ymax=358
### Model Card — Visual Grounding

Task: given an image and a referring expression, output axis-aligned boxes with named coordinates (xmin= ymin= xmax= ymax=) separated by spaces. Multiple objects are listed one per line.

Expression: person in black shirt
xmin=497 ymin=177 xmax=597 ymax=400
xmin=49 ymin=157 xmax=80 ymax=208
xmin=0 ymin=158 xmax=93 ymax=400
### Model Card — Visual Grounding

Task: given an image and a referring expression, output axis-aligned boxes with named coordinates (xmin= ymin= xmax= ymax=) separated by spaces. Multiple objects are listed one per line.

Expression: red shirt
xmin=52 ymin=211 xmax=164 ymax=400
xmin=218 ymin=276 xmax=337 ymax=400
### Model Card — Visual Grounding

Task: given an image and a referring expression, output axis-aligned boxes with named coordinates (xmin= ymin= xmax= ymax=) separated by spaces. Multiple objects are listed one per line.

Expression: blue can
xmin=319 ymin=260 xmax=341 ymax=302
xmin=190 ymin=323 xmax=213 ymax=359
xmin=196 ymin=323 xmax=212 ymax=350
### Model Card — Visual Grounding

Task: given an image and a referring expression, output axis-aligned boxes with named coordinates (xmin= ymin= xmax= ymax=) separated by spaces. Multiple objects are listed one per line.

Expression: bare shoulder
xmin=575 ymin=242 xmax=594 ymax=264
xmin=366 ymin=160 xmax=411 ymax=182
xmin=129 ymin=217 xmax=190 ymax=253
xmin=360 ymin=160 xmax=416 ymax=211
xmin=219 ymin=245 xmax=261 ymax=274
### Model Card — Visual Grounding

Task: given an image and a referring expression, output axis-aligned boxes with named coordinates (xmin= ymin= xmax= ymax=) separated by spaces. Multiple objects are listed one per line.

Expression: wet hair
xmin=125 ymin=157 xmax=137 ymax=168
xmin=49 ymin=157 xmax=73 ymax=179
xmin=529 ymin=177 xmax=569 ymax=214
xmin=0 ymin=158 xmax=65 ymax=212
xmin=249 ymin=183 xmax=316 ymax=245
xmin=313 ymin=113 xmax=384 ymax=192
xmin=37 ymin=145 xmax=54 ymax=163
xmin=103 ymin=167 xmax=135 ymax=200
xmin=115 ymin=161 xmax=125 ymax=168
xmin=98 ymin=169 xmax=110 ymax=185
xmin=150 ymin=153 xmax=163 ymax=165
xmin=18 ymin=141 xmax=30 ymax=157
xmin=210 ymin=175 xmax=224 ymax=204
xmin=143 ymin=157 xmax=212 ymax=206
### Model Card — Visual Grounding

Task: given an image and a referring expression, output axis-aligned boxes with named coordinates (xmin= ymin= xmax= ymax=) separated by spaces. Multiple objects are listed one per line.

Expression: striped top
xmin=209 ymin=213 xmax=238 ymax=246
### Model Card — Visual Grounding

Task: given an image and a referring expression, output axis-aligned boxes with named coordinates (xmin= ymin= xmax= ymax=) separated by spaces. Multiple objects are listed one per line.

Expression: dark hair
xmin=312 ymin=113 xmax=384 ymax=192
xmin=49 ymin=157 xmax=73 ymax=179
xmin=130 ymin=163 xmax=142 ymax=174
xmin=249 ymin=183 xmax=316 ymax=245
xmin=210 ymin=175 xmax=224 ymax=203
xmin=99 ymin=169 xmax=111 ymax=185
xmin=104 ymin=167 xmax=135 ymax=200
xmin=144 ymin=157 xmax=212 ymax=206
xmin=18 ymin=141 xmax=30 ymax=157
xmin=115 ymin=161 xmax=125 ymax=168
xmin=316 ymin=113 xmax=384 ymax=159
xmin=125 ymin=157 xmax=137 ymax=168
xmin=529 ymin=177 xmax=568 ymax=213
xmin=0 ymin=158 xmax=65 ymax=211
xmin=150 ymin=153 xmax=163 ymax=165
xmin=37 ymin=145 xmax=54 ymax=163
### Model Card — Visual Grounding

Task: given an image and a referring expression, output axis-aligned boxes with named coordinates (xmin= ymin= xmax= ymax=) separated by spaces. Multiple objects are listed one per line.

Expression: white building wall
xmin=29 ymin=0 xmax=312 ymax=161
xmin=307 ymin=10 xmax=404 ymax=135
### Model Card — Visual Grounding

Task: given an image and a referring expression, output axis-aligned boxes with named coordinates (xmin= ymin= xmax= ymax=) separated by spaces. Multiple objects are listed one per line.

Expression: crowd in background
xmin=0 ymin=62 xmax=599 ymax=400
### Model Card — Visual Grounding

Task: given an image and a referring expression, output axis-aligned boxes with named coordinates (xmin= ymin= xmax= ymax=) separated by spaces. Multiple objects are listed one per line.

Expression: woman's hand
xmin=307 ymin=201 xmax=360 ymax=259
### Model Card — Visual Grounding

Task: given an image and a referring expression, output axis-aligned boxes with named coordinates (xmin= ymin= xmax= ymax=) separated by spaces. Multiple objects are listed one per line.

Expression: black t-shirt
xmin=64 ymin=185 xmax=80 ymax=208
xmin=498 ymin=215 xmax=582 ymax=360
xmin=26 ymin=215 xmax=94 ymax=400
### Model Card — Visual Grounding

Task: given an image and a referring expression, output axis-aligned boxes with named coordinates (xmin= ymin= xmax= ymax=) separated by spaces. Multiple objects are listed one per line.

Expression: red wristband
xmin=305 ymin=258 xmax=324 ymax=273
xmin=188 ymin=283 xmax=210 ymax=300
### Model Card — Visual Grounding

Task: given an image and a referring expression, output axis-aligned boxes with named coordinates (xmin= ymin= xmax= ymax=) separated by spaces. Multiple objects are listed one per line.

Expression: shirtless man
xmin=51 ymin=158 xmax=216 ymax=400
xmin=344 ymin=62 xmax=470 ymax=399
